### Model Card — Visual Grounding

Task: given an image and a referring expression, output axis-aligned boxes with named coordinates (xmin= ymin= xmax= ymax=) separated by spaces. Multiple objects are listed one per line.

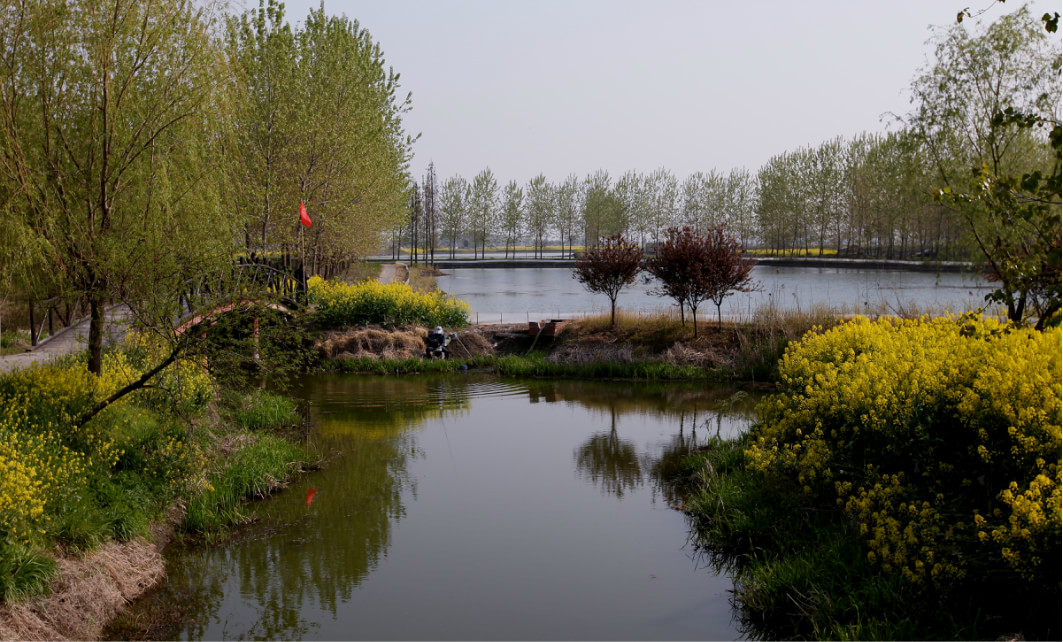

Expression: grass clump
xmin=683 ymin=315 xmax=1061 ymax=640
xmin=182 ymin=432 xmax=308 ymax=537
xmin=0 ymin=542 xmax=56 ymax=603
xmin=231 ymin=388 xmax=300 ymax=432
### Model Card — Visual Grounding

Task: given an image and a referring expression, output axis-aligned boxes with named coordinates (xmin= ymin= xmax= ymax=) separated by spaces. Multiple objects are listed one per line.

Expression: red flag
xmin=299 ymin=200 xmax=312 ymax=227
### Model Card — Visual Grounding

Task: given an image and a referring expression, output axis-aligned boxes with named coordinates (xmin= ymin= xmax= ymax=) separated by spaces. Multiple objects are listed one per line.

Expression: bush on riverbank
xmin=0 ymin=340 xmax=212 ymax=601
xmin=0 ymin=334 xmax=317 ymax=604
xmin=685 ymin=315 xmax=1061 ymax=639
xmin=309 ymin=276 xmax=470 ymax=329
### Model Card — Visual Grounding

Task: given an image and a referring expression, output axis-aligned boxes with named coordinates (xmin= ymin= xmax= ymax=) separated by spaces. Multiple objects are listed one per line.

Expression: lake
xmin=118 ymin=375 xmax=760 ymax=640
xmin=434 ymin=265 xmax=994 ymax=324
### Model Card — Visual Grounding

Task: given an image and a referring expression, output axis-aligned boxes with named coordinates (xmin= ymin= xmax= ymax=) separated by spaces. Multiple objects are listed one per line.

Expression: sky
xmin=236 ymin=0 xmax=1059 ymax=187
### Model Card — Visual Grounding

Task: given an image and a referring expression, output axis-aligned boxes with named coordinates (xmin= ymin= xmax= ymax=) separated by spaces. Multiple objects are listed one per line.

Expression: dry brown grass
xmin=318 ymin=325 xmax=496 ymax=361
xmin=0 ymin=511 xmax=180 ymax=642
xmin=318 ymin=326 xmax=429 ymax=360
xmin=407 ymin=265 xmax=439 ymax=293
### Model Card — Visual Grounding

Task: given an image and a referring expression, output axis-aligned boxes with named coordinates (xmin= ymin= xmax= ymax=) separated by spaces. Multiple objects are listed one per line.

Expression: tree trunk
xmin=88 ymin=294 xmax=105 ymax=376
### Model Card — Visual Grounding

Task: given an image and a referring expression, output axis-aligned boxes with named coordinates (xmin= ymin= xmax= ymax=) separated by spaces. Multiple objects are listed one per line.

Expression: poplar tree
xmin=500 ymin=180 xmax=525 ymax=259
xmin=439 ymin=176 xmax=469 ymax=259
xmin=469 ymin=168 xmax=498 ymax=259
xmin=555 ymin=174 xmax=582 ymax=257
xmin=525 ymin=174 xmax=555 ymax=259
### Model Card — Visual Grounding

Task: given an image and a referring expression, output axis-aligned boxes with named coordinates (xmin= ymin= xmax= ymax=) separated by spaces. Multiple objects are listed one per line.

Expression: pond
xmin=121 ymin=375 xmax=760 ymax=640
xmin=435 ymin=266 xmax=994 ymax=324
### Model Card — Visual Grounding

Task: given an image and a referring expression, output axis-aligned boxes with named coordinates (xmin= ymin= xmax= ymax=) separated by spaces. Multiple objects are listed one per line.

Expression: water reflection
xmin=117 ymin=375 xmax=760 ymax=641
xmin=575 ymin=409 xmax=644 ymax=499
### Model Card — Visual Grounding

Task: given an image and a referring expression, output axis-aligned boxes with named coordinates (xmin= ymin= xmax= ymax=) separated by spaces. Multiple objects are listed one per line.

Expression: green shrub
xmin=0 ymin=334 xmax=209 ymax=599
xmin=708 ymin=314 xmax=1062 ymax=638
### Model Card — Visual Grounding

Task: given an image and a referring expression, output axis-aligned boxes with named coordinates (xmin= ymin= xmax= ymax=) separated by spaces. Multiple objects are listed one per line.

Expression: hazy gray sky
xmin=256 ymin=0 xmax=1058 ymax=186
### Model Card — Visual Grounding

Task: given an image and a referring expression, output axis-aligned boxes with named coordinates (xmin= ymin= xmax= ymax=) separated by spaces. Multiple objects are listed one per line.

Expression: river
xmin=434 ymin=265 xmax=994 ymax=324
xmin=117 ymin=375 xmax=759 ymax=640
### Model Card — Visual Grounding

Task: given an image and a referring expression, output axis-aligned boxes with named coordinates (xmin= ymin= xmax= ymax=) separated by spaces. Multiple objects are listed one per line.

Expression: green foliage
xmin=190 ymin=303 xmax=319 ymax=389
xmin=0 ymin=0 xmax=238 ymax=375
xmin=910 ymin=5 xmax=1061 ymax=327
xmin=226 ymin=0 xmax=413 ymax=272
xmin=684 ymin=435 xmax=1021 ymax=640
xmin=309 ymin=276 xmax=470 ymax=329
xmin=491 ymin=353 xmax=713 ymax=381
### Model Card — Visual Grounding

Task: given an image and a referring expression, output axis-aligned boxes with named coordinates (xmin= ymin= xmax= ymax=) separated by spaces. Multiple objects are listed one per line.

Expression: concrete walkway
xmin=0 ymin=305 xmax=132 ymax=373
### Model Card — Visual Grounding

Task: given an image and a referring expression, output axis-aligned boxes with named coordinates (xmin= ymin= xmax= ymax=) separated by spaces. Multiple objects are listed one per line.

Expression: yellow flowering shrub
xmin=748 ymin=315 xmax=1061 ymax=586
xmin=308 ymin=276 xmax=470 ymax=328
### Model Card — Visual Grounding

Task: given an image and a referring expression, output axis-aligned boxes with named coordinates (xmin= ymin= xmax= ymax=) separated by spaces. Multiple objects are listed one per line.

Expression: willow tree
xmin=908 ymin=5 xmax=1061 ymax=326
xmin=0 ymin=0 xmax=236 ymax=375
xmin=226 ymin=1 xmax=415 ymax=276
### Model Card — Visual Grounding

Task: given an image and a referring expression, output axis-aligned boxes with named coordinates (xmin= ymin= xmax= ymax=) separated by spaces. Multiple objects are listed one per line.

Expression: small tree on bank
xmin=645 ymin=226 xmax=756 ymax=336
xmin=701 ymin=225 xmax=758 ymax=327
xmin=572 ymin=234 xmax=643 ymax=328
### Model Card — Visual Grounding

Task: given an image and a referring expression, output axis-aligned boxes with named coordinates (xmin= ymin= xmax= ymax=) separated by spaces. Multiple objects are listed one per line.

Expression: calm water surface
xmin=132 ymin=375 xmax=758 ymax=640
xmin=436 ymin=266 xmax=993 ymax=323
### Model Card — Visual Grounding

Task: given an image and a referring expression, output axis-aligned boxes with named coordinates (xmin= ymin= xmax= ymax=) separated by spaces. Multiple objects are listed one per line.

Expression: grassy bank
xmin=0 ymin=334 xmax=315 ymax=621
xmin=317 ymin=307 xmax=844 ymax=383
xmin=681 ymin=316 xmax=1061 ymax=640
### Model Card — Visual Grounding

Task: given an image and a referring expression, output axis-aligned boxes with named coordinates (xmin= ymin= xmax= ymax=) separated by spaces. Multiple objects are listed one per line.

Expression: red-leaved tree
xmin=572 ymin=234 xmax=644 ymax=327
xmin=645 ymin=225 xmax=757 ymax=336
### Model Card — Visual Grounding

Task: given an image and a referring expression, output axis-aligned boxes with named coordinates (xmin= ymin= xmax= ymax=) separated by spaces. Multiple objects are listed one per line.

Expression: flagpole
xmin=298 ymin=200 xmax=312 ymax=303
xmin=300 ymin=215 xmax=305 ymax=303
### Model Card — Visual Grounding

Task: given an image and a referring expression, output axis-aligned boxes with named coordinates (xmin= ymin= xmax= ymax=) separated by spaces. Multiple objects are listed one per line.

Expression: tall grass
xmin=682 ymin=437 xmax=929 ymax=640
xmin=231 ymin=389 xmax=300 ymax=432
xmin=182 ymin=433 xmax=307 ymax=537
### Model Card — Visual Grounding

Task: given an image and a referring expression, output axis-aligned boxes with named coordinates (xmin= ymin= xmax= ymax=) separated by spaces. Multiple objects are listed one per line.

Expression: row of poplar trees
xmin=0 ymin=0 xmax=414 ymax=374
xmin=399 ymin=6 xmax=1059 ymax=277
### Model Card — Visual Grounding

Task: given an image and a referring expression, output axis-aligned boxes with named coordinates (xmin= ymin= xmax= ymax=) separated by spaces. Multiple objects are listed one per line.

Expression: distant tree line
xmin=399 ymin=6 xmax=1058 ymax=274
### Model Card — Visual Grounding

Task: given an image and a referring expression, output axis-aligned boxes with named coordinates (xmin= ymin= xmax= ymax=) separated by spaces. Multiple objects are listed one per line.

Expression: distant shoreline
xmin=399 ymin=257 xmax=979 ymax=274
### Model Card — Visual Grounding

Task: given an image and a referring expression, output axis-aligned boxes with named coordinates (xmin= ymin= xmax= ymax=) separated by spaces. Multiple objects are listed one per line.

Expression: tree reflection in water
xmin=115 ymin=375 xmax=759 ymax=640
xmin=575 ymin=407 xmax=644 ymax=498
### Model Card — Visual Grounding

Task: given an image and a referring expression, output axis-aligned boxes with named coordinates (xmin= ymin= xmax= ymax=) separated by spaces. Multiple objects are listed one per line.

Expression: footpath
xmin=0 ymin=261 xmax=411 ymax=373
xmin=0 ymin=306 xmax=133 ymax=373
